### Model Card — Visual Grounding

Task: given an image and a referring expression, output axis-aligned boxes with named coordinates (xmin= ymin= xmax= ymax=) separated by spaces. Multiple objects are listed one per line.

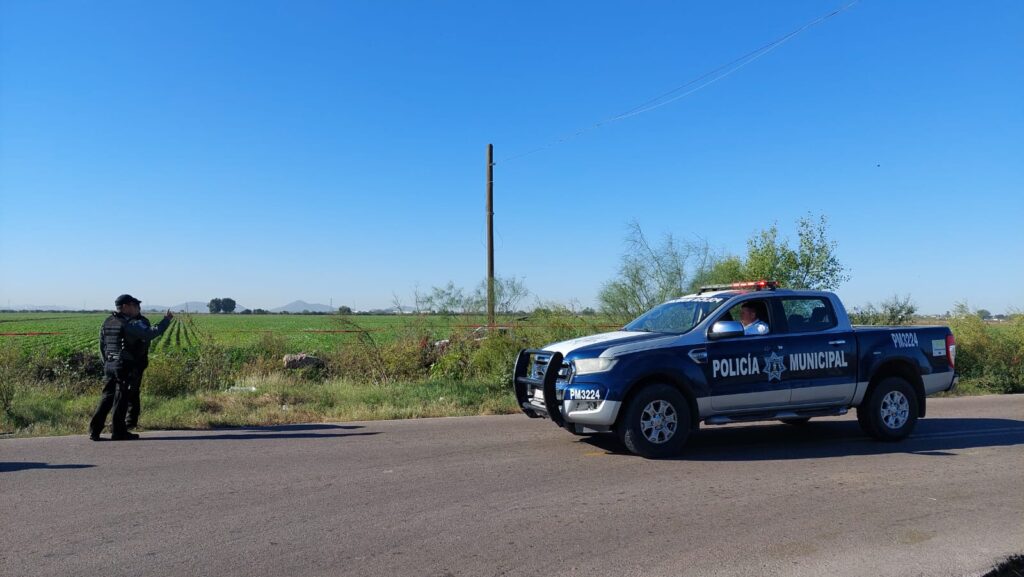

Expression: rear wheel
xmin=857 ymin=377 xmax=919 ymax=441
xmin=617 ymin=384 xmax=690 ymax=458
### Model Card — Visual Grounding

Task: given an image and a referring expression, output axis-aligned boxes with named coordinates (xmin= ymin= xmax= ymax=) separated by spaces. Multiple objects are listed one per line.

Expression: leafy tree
xmin=743 ymin=214 xmax=848 ymax=290
xmin=976 ymin=309 xmax=992 ymax=320
xmin=338 ymin=306 xmax=353 ymax=315
xmin=207 ymin=298 xmax=222 ymax=314
xmin=688 ymin=255 xmax=746 ymax=290
xmin=687 ymin=213 xmax=848 ymax=291
xmin=599 ymin=214 xmax=848 ymax=322
xmin=220 ymin=298 xmax=236 ymax=314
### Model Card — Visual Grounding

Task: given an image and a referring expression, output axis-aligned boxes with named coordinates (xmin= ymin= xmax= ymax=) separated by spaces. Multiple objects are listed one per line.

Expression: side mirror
xmin=708 ymin=320 xmax=745 ymax=340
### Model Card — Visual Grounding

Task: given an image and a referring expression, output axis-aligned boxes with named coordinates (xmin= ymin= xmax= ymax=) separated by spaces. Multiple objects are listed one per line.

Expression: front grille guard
xmin=513 ymin=349 xmax=564 ymax=426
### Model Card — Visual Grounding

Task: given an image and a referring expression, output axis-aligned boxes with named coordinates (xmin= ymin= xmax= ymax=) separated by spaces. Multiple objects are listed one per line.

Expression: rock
xmin=283 ymin=353 xmax=324 ymax=370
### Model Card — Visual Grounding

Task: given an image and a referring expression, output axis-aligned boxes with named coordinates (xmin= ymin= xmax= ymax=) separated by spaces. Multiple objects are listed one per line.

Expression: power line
xmin=500 ymin=0 xmax=861 ymax=164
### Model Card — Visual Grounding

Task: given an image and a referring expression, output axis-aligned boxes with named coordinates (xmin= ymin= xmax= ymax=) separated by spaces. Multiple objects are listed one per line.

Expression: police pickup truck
xmin=513 ymin=281 xmax=957 ymax=458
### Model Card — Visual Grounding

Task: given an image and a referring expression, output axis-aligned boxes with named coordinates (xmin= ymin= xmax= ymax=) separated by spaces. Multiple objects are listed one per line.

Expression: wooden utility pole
xmin=486 ymin=144 xmax=495 ymax=328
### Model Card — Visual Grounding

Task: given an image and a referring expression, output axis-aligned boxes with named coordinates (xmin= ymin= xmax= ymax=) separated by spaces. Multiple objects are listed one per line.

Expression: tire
xmin=780 ymin=417 xmax=811 ymax=426
xmin=616 ymin=384 xmax=690 ymax=458
xmin=857 ymin=377 xmax=919 ymax=441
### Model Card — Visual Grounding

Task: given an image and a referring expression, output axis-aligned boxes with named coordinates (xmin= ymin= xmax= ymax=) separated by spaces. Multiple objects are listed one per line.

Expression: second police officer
xmin=88 ymin=294 xmax=172 ymax=441
xmin=124 ymin=308 xmax=155 ymax=430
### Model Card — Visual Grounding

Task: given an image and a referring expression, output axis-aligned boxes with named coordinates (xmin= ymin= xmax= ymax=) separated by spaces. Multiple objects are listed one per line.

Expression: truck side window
xmin=720 ymin=299 xmax=771 ymax=336
xmin=781 ymin=298 xmax=836 ymax=332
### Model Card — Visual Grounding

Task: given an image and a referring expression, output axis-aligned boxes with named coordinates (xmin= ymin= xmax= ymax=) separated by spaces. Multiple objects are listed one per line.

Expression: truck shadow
xmin=216 ymin=423 xmax=364 ymax=432
xmin=580 ymin=417 xmax=1024 ymax=460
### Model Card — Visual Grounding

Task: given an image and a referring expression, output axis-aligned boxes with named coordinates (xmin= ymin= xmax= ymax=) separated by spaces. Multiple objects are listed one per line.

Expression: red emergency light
xmin=697 ymin=280 xmax=780 ymax=294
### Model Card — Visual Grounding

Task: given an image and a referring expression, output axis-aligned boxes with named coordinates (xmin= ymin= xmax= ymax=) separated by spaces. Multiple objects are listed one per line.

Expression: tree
xmin=688 ymin=255 xmax=746 ymax=290
xmin=599 ymin=214 xmax=848 ymax=322
xmin=472 ymin=276 xmax=530 ymax=315
xmin=417 ymin=281 xmax=469 ymax=314
xmin=413 ymin=277 xmax=530 ymax=315
xmin=207 ymin=298 xmax=222 ymax=314
xmin=220 ymin=298 xmax=236 ymax=314
xmin=976 ymin=309 xmax=992 ymax=320
xmin=338 ymin=306 xmax=353 ymax=315
xmin=598 ymin=221 xmax=722 ymax=322
xmin=692 ymin=213 xmax=848 ymax=291
xmin=743 ymin=214 xmax=848 ymax=290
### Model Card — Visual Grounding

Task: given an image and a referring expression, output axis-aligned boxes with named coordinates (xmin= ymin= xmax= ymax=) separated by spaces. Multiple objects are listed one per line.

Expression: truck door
xmin=705 ymin=298 xmax=791 ymax=411
xmin=778 ymin=297 xmax=858 ymax=406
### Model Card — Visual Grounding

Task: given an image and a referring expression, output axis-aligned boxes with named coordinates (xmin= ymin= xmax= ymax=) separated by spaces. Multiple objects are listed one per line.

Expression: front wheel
xmin=857 ymin=377 xmax=919 ymax=441
xmin=617 ymin=384 xmax=691 ymax=458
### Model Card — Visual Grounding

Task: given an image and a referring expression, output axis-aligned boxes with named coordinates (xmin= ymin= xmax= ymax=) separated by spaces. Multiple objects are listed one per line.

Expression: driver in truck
xmin=740 ymin=301 xmax=769 ymax=335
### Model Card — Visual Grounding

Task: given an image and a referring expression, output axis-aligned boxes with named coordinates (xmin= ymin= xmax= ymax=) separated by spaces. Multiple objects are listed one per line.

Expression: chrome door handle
xmin=829 ymin=340 xmax=846 ymax=346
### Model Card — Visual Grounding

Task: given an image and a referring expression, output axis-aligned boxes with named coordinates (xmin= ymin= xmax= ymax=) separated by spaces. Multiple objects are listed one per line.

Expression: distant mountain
xmin=271 ymin=300 xmax=335 ymax=313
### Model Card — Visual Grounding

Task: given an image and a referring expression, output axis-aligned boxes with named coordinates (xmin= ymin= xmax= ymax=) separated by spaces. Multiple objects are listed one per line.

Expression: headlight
xmin=572 ymin=357 xmax=617 ymax=375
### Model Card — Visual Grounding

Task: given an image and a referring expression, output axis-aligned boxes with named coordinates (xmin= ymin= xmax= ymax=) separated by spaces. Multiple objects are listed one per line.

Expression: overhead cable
xmin=500 ymin=0 xmax=861 ymax=164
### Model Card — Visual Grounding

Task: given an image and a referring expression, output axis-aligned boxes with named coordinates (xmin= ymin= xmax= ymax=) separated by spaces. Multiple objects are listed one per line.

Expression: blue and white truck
xmin=513 ymin=281 xmax=958 ymax=458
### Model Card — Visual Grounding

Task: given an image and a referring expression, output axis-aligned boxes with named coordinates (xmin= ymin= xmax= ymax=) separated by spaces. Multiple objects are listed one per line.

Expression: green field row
xmin=0 ymin=312 xmax=613 ymax=356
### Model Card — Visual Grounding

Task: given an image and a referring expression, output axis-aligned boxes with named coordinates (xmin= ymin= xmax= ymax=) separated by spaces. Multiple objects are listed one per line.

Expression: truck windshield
xmin=624 ymin=298 xmax=727 ymax=334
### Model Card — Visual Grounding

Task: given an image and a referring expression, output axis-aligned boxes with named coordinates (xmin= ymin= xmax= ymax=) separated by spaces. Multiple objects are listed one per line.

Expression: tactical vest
xmin=101 ymin=314 xmax=127 ymax=363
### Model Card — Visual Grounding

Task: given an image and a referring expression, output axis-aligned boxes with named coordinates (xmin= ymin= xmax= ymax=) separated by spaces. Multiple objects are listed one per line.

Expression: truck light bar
xmin=697 ymin=280 xmax=780 ymax=294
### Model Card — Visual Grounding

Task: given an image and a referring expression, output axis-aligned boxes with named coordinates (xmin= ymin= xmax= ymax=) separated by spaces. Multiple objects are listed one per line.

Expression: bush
xmin=144 ymin=345 xmax=234 ymax=397
xmin=849 ymin=294 xmax=917 ymax=326
xmin=0 ymin=344 xmax=28 ymax=417
xmin=323 ymin=332 xmax=430 ymax=385
xmin=468 ymin=333 xmax=525 ymax=386
xmin=429 ymin=334 xmax=475 ymax=381
xmin=948 ymin=304 xmax=1024 ymax=394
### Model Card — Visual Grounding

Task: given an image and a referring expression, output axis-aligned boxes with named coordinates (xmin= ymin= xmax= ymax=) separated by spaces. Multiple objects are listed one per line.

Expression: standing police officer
xmin=88 ymin=295 xmax=172 ymax=441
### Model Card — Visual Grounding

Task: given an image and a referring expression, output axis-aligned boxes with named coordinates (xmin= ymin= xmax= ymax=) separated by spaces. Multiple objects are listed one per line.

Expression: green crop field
xmin=0 ymin=312 xmax=614 ymax=357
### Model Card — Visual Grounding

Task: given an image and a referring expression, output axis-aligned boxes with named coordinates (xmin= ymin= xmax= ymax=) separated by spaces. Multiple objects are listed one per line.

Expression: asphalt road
xmin=3 ymin=395 xmax=1023 ymax=577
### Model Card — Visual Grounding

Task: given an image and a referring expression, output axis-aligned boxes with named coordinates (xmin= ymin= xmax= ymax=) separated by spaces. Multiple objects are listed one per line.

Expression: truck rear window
xmin=781 ymin=298 xmax=836 ymax=332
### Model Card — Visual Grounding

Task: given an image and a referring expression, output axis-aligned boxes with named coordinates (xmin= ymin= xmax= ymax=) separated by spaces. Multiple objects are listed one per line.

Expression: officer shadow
xmin=1 ymin=462 xmax=96 ymax=473
xmin=580 ymin=417 xmax=1024 ymax=461
xmin=141 ymin=423 xmax=380 ymax=442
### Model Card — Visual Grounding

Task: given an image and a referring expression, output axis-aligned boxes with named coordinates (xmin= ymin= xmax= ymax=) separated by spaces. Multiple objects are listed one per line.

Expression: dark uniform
xmin=124 ymin=314 xmax=154 ymax=429
xmin=88 ymin=302 xmax=169 ymax=440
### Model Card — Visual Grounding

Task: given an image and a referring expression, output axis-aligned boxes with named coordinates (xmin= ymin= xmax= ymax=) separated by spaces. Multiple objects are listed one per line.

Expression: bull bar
xmin=512 ymin=349 xmax=564 ymax=426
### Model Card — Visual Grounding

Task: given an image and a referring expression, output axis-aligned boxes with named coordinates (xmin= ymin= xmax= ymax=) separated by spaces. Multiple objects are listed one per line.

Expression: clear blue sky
xmin=1 ymin=1 xmax=1021 ymax=314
